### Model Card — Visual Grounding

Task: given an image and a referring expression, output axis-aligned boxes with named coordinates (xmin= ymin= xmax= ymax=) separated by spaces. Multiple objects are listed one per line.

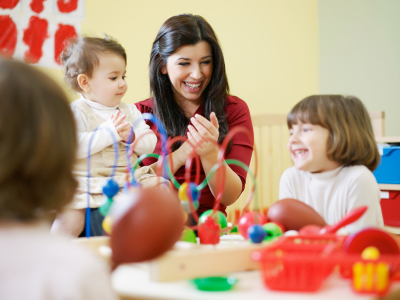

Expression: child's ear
xmin=77 ymin=74 xmax=91 ymax=93
xmin=161 ymin=65 xmax=167 ymax=75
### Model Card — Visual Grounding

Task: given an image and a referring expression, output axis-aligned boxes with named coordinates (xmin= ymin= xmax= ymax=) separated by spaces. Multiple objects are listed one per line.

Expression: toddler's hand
xmin=111 ymin=111 xmax=132 ymax=142
xmin=119 ymin=124 xmax=134 ymax=143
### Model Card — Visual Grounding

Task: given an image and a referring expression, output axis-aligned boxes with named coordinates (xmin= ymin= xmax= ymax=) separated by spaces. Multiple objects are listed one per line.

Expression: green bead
xmin=99 ymin=197 xmax=113 ymax=217
xmin=262 ymin=223 xmax=283 ymax=241
xmin=180 ymin=228 xmax=197 ymax=243
xmin=230 ymin=225 xmax=238 ymax=234
xmin=199 ymin=210 xmax=227 ymax=229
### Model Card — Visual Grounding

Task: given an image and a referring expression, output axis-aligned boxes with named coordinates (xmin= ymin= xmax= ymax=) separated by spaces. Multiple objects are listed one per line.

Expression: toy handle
xmin=322 ymin=206 xmax=368 ymax=234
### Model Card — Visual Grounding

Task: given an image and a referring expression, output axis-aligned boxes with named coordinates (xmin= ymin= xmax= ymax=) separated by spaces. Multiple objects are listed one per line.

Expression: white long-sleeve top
xmin=279 ymin=165 xmax=384 ymax=233
xmin=71 ymin=94 xmax=156 ymax=159
xmin=0 ymin=221 xmax=118 ymax=300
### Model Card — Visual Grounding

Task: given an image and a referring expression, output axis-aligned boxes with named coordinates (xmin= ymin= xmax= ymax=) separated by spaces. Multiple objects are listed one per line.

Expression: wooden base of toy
xmin=73 ymin=235 xmax=270 ymax=281
xmin=149 ymin=239 xmax=266 ymax=281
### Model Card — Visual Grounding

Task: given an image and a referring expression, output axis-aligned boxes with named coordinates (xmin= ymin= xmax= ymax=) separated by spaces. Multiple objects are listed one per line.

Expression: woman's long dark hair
xmin=149 ymin=14 xmax=230 ymax=151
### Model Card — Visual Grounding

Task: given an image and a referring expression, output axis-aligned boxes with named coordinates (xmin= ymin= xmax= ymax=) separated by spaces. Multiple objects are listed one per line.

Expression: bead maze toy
xmin=99 ymin=112 xmax=270 ymax=244
xmin=83 ymin=113 xmax=274 ymax=265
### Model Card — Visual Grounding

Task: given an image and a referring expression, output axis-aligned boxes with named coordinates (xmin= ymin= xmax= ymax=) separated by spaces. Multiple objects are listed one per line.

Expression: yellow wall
xmin=46 ymin=0 xmax=319 ymax=116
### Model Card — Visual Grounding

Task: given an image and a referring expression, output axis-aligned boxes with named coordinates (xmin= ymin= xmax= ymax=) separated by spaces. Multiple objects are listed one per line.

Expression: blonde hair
xmin=287 ymin=95 xmax=380 ymax=171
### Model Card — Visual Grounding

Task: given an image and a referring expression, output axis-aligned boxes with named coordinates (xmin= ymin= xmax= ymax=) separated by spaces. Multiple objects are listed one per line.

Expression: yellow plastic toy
xmin=102 ymin=215 xmax=113 ymax=235
xmin=352 ymin=260 xmax=389 ymax=293
xmin=361 ymin=246 xmax=380 ymax=260
xmin=178 ymin=182 xmax=189 ymax=201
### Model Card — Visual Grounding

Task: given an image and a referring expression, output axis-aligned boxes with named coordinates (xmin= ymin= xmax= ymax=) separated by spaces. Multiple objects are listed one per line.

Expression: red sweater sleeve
xmin=224 ymin=95 xmax=254 ymax=192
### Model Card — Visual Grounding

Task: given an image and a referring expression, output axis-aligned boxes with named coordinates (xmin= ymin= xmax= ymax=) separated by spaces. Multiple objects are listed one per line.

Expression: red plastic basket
xmin=252 ymin=235 xmax=343 ymax=292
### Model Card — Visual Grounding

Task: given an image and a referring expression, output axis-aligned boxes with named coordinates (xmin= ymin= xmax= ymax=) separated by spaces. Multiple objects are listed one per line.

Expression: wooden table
xmin=112 ymin=264 xmax=400 ymax=300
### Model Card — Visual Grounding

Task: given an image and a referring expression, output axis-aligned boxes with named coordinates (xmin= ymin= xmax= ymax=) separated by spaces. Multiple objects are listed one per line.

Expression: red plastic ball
xmin=238 ymin=212 xmax=267 ymax=240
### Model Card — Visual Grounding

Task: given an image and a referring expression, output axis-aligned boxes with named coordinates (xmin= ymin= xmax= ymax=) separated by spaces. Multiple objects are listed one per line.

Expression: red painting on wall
xmin=23 ymin=16 xmax=49 ymax=63
xmin=0 ymin=15 xmax=17 ymax=57
xmin=0 ymin=0 xmax=19 ymax=10
xmin=57 ymin=0 xmax=78 ymax=13
xmin=55 ymin=24 xmax=77 ymax=64
xmin=0 ymin=0 xmax=82 ymax=67
xmin=30 ymin=0 xmax=46 ymax=14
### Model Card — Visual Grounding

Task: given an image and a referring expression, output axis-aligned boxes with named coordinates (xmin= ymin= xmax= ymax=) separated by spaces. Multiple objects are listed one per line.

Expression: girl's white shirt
xmin=71 ymin=94 xmax=157 ymax=159
xmin=0 ymin=220 xmax=118 ymax=300
xmin=279 ymin=165 xmax=384 ymax=234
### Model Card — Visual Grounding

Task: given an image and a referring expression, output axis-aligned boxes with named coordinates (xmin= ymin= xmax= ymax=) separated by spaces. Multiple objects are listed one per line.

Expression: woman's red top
xmin=135 ymin=95 xmax=254 ymax=215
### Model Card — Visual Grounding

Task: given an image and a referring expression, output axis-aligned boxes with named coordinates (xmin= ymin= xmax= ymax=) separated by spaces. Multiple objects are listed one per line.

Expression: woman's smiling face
xmin=161 ymin=41 xmax=213 ymax=106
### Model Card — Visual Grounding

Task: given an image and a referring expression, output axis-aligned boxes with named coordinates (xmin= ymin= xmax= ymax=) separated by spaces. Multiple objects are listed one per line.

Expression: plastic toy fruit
xmin=198 ymin=216 xmax=220 ymax=245
xmin=262 ymin=222 xmax=283 ymax=241
xmin=181 ymin=227 xmax=197 ymax=244
xmin=267 ymin=198 xmax=326 ymax=231
xmin=270 ymin=221 xmax=285 ymax=233
xmin=298 ymin=224 xmax=322 ymax=235
xmin=230 ymin=225 xmax=238 ymax=234
xmin=238 ymin=212 xmax=267 ymax=240
xmin=111 ymin=186 xmax=184 ymax=264
xmin=199 ymin=210 xmax=227 ymax=230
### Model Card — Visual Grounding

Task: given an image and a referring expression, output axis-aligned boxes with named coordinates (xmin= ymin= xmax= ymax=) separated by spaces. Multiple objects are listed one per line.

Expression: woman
xmin=136 ymin=14 xmax=254 ymax=221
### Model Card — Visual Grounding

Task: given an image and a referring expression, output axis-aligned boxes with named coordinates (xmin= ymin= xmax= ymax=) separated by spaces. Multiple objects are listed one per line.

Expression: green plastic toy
xmin=230 ymin=225 xmax=239 ymax=234
xmin=262 ymin=222 xmax=283 ymax=241
xmin=180 ymin=227 xmax=197 ymax=244
xmin=192 ymin=276 xmax=238 ymax=291
xmin=199 ymin=210 xmax=228 ymax=229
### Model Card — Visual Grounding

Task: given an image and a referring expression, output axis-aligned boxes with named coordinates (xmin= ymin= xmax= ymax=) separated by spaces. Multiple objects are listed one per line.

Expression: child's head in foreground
xmin=287 ymin=94 xmax=380 ymax=173
xmin=61 ymin=35 xmax=127 ymax=107
xmin=0 ymin=58 xmax=77 ymax=221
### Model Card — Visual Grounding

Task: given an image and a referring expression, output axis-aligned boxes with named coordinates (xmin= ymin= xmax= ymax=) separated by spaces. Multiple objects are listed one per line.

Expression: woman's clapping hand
xmin=187 ymin=112 xmax=219 ymax=159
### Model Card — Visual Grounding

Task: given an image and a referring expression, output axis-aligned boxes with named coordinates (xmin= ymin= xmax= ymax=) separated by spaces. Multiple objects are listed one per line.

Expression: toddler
xmin=0 ymin=58 xmax=117 ymax=300
xmin=52 ymin=35 xmax=168 ymax=237
xmin=279 ymin=95 xmax=384 ymax=233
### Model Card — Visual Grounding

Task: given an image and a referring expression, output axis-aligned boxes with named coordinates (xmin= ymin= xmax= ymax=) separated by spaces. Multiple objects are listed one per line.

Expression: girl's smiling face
xmin=288 ymin=122 xmax=340 ymax=173
xmin=161 ymin=41 xmax=213 ymax=107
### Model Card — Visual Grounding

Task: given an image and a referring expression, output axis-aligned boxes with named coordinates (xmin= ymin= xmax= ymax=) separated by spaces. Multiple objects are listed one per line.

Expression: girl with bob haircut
xmin=136 ymin=14 xmax=254 ymax=219
xmin=0 ymin=58 xmax=117 ymax=299
xmin=277 ymin=94 xmax=383 ymax=233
